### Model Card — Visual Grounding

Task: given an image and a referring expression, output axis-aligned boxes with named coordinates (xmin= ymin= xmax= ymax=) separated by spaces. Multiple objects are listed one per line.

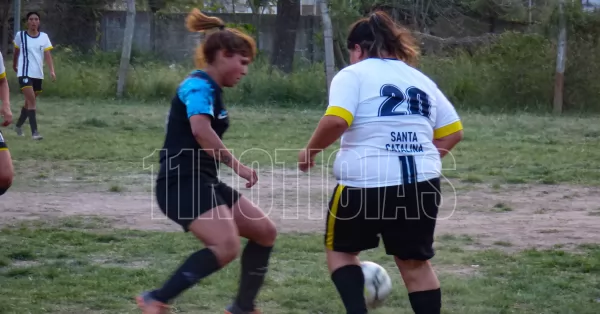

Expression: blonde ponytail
xmin=185 ymin=8 xmax=257 ymax=68
xmin=185 ymin=8 xmax=225 ymax=33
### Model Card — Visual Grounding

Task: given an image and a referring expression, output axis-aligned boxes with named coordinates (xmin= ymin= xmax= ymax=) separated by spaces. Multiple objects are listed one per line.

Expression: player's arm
xmin=0 ymin=75 xmax=9 ymax=106
xmin=190 ymin=115 xmax=241 ymax=169
xmin=0 ymin=133 xmax=14 ymax=196
xmin=0 ymin=52 xmax=11 ymax=126
xmin=43 ymin=36 xmax=55 ymax=78
xmin=432 ymin=88 xmax=463 ymax=158
xmin=12 ymin=38 xmax=19 ymax=73
xmin=303 ymin=69 xmax=359 ymax=156
xmin=180 ymin=78 xmax=241 ymax=170
xmin=44 ymin=51 xmax=55 ymax=73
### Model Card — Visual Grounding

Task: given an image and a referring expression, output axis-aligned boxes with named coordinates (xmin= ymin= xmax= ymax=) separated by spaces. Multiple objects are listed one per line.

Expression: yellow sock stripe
xmin=0 ymin=72 xmax=5 ymax=79
xmin=0 ymin=148 xmax=8 ymax=151
xmin=325 ymin=106 xmax=354 ymax=126
xmin=325 ymin=184 xmax=345 ymax=250
xmin=434 ymin=120 xmax=463 ymax=139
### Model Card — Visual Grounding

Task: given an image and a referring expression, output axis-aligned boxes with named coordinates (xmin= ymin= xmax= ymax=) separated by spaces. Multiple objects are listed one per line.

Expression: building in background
xmin=582 ymin=0 xmax=600 ymax=11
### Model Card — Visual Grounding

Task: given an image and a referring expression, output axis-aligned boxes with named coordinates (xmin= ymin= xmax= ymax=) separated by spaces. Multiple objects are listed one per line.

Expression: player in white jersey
xmin=0 ymin=51 xmax=14 ymax=196
xmin=298 ymin=11 xmax=463 ymax=314
xmin=12 ymin=12 xmax=56 ymax=140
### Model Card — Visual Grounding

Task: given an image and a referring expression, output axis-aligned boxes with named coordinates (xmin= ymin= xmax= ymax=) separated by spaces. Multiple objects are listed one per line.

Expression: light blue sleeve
xmin=177 ymin=77 xmax=214 ymax=118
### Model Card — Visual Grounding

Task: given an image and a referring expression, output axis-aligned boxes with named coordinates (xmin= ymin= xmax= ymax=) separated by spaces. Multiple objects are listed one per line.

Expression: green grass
xmin=4 ymin=97 xmax=600 ymax=190
xmin=0 ymin=219 xmax=598 ymax=314
xmin=2 ymin=96 xmax=600 ymax=313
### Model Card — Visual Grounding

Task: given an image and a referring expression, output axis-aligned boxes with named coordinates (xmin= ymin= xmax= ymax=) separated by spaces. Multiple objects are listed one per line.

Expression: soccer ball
xmin=361 ymin=261 xmax=392 ymax=309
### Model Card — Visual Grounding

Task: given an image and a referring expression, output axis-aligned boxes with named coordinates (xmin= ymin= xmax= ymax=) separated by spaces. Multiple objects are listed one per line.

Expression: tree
xmin=553 ymin=0 xmax=566 ymax=114
xmin=117 ymin=0 xmax=136 ymax=98
xmin=44 ymin=0 xmax=112 ymax=51
xmin=270 ymin=0 xmax=300 ymax=73
xmin=148 ymin=0 xmax=167 ymax=12
xmin=463 ymin=0 xmax=526 ymax=32
xmin=0 ymin=0 xmax=11 ymax=57
xmin=319 ymin=0 xmax=335 ymax=92
xmin=146 ymin=0 xmax=224 ymax=13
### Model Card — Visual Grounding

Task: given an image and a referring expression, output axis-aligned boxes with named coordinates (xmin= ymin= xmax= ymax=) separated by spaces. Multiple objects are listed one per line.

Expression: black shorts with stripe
xmin=18 ymin=76 xmax=42 ymax=93
xmin=324 ymin=177 xmax=441 ymax=260
xmin=155 ymin=174 xmax=241 ymax=232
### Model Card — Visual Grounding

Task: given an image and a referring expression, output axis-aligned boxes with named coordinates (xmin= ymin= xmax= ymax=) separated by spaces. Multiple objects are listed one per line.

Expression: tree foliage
xmin=44 ymin=0 xmax=112 ymax=50
xmin=462 ymin=0 xmax=526 ymax=21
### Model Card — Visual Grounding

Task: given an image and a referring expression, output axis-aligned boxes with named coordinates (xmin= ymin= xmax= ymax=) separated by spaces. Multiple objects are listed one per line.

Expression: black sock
xmin=331 ymin=265 xmax=368 ymax=314
xmin=27 ymin=110 xmax=38 ymax=134
xmin=16 ymin=107 xmax=28 ymax=127
xmin=234 ymin=241 xmax=273 ymax=311
xmin=151 ymin=248 xmax=221 ymax=304
xmin=408 ymin=288 xmax=441 ymax=314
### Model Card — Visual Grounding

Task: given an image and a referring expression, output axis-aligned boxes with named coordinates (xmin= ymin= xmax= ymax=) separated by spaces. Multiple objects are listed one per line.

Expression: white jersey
xmin=0 ymin=52 xmax=5 ymax=79
xmin=325 ymin=58 xmax=463 ymax=188
xmin=13 ymin=31 xmax=53 ymax=79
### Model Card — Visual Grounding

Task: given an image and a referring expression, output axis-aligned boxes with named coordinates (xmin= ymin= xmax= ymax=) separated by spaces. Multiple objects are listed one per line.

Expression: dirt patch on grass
xmin=1 ymin=169 xmax=599 ymax=251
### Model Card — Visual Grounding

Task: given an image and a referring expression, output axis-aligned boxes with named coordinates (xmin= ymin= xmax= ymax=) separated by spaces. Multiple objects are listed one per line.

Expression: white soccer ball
xmin=361 ymin=261 xmax=393 ymax=309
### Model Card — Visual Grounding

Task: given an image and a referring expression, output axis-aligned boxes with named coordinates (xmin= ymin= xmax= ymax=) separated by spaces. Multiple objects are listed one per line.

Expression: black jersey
xmin=157 ymin=70 xmax=230 ymax=180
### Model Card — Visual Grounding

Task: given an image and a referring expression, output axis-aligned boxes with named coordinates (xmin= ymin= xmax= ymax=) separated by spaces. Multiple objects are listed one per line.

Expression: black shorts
xmin=325 ymin=178 xmax=441 ymax=260
xmin=155 ymin=175 xmax=241 ymax=232
xmin=0 ymin=130 xmax=8 ymax=196
xmin=18 ymin=76 xmax=43 ymax=93
xmin=0 ymin=130 xmax=6 ymax=150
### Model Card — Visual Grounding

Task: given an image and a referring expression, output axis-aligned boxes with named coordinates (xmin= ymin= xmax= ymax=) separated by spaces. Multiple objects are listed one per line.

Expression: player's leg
xmin=136 ymin=177 xmax=241 ymax=314
xmin=224 ymin=189 xmax=277 ymax=314
xmin=29 ymin=79 xmax=43 ymax=139
xmin=0 ymin=131 xmax=13 ymax=196
xmin=381 ymin=179 xmax=442 ymax=314
xmin=325 ymin=184 xmax=378 ymax=314
xmin=14 ymin=77 xmax=32 ymax=136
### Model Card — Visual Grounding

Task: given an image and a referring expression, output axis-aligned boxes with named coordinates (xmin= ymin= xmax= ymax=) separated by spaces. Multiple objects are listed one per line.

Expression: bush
xmin=4 ymin=47 xmax=327 ymax=107
xmin=3 ymin=28 xmax=599 ymax=114
xmin=422 ymin=29 xmax=600 ymax=113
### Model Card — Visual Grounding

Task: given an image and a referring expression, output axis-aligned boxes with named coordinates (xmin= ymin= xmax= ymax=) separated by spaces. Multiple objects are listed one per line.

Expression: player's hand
xmin=298 ymin=148 xmax=316 ymax=173
xmin=235 ymin=163 xmax=258 ymax=188
xmin=50 ymin=71 xmax=56 ymax=81
xmin=1 ymin=105 xmax=12 ymax=127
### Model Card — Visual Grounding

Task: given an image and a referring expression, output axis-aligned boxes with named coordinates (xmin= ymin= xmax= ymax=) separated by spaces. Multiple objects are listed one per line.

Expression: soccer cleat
xmin=32 ymin=132 xmax=43 ymax=140
xmin=14 ymin=126 xmax=23 ymax=137
xmin=225 ymin=303 xmax=261 ymax=314
xmin=135 ymin=291 xmax=170 ymax=314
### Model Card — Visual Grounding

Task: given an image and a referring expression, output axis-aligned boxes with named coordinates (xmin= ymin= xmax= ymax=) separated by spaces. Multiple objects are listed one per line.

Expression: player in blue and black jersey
xmin=135 ymin=9 xmax=277 ymax=314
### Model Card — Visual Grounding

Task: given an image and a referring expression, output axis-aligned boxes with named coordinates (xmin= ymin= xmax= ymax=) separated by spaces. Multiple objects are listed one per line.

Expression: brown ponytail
xmin=186 ymin=8 xmax=257 ymax=68
xmin=347 ymin=10 xmax=420 ymax=66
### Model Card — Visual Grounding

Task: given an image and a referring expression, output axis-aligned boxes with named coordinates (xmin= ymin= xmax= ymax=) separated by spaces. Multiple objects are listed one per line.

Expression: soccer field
xmin=1 ymin=98 xmax=599 ymax=313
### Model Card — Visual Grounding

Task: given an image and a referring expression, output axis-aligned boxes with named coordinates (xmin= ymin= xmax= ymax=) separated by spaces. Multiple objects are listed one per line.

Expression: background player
xmin=0 ymin=51 xmax=14 ymax=196
xmin=135 ymin=9 xmax=277 ymax=314
xmin=298 ymin=11 xmax=464 ymax=314
xmin=13 ymin=11 xmax=56 ymax=140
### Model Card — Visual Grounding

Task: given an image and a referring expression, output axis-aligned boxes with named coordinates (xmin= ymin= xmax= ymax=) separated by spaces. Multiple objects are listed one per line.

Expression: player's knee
xmin=210 ymin=235 xmax=241 ymax=266
xmin=395 ymin=258 xmax=429 ymax=269
xmin=258 ymin=219 xmax=277 ymax=247
xmin=395 ymin=259 xmax=431 ymax=281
